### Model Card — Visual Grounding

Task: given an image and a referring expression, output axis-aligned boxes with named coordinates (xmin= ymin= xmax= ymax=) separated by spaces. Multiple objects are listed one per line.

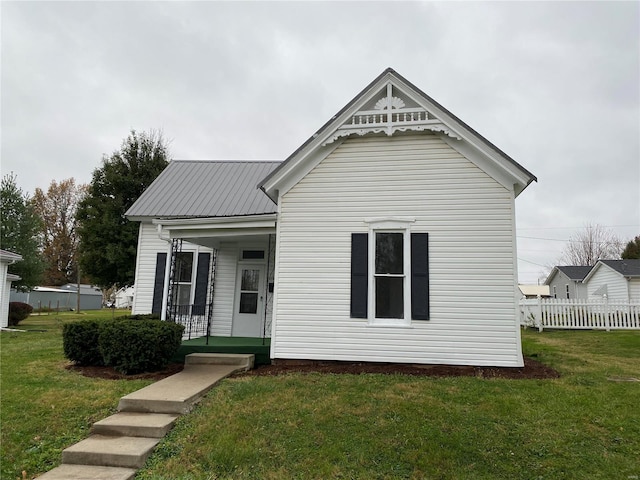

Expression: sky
xmin=2 ymin=1 xmax=639 ymax=284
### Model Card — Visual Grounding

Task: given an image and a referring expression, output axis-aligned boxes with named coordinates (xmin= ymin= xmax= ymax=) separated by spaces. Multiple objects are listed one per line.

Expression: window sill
xmin=366 ymin=320 xmax=414 ymax=329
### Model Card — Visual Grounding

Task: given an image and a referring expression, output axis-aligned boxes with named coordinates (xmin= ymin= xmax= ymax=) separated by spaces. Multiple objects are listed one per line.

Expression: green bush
xmin=115 ymin=313 xmax=161 ymax=321
xmin=99 ymin=319 xmax=184 ymax=374
xmin=62 ymin=321 xmax=104 ymax=365
xmin=8 ymin=302 xmax=33 ymax=326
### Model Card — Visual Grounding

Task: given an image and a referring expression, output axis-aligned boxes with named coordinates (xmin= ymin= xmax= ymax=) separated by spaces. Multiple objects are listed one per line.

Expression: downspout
xmin=158 ymin=223 xmax=172 ymax=321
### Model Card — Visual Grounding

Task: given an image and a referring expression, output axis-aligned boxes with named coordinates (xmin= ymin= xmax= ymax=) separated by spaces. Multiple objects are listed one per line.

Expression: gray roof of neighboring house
xmin=555 ymin=266 xmax=592 ymax=281
xmin=599 ymin=259 xmax=640 ymax=277
xmin=126 ymin=161 xmax=281 ymax=219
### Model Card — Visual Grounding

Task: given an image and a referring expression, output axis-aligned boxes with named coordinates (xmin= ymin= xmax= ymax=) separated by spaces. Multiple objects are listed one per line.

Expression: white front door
xmin=232 ymin=264 xmax=265 ymax=337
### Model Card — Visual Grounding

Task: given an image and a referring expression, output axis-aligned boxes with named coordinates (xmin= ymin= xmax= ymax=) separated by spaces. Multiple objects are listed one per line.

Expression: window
xmin=242 ymin=250 xmax=265 ymax=260
xmin=350 ymin=219 xmax=429 ymax=325
xmin=172 ymin=252 xmax=193 ymax=306
xmin=375 ymin=232 xmax=405 ymax=318
xmin=552 ymin=285 xmax=557 ymax=299
xmin=566 ymin=284 xmax=570 ymax=299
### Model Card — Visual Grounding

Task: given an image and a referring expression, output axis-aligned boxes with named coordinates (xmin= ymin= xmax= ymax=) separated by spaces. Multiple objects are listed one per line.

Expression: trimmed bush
xmin=63 ymin=320 xmax=104 ymax=365
xmin=115 ymin=313 xmax=161 ymax=321
xmin=8 ymin=302 xmax=33 ymax=326
xmin=99 ymin=319 xmax=184 ymax=374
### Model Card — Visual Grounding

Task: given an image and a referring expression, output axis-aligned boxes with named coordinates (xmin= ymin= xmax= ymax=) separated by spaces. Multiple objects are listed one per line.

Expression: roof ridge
xmin=171 ymin=160 xmax=282 ymax=164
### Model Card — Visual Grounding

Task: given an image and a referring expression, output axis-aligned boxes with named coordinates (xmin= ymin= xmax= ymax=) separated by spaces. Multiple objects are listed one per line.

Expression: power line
xmin=517 ymin=235 xmax=627 ymax=244
xmin=518 ymin=257 xmax=548 ymax=268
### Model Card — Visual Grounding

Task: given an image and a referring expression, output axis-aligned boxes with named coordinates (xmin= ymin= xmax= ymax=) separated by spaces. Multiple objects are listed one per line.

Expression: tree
xmin=0 ymin=173 xmax=44 ymax=290
xmin=558 ymin=223 xmax=623 ymax=266
xmin=621 ymin=235 xmax=640 ymax=259
xmin=31 ymin=178 xmax=88 ymax=285
xmin=77 ymin=130 xmax=170 ymax=288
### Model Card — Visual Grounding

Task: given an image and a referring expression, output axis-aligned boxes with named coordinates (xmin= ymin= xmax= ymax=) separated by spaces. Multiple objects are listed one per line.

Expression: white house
xmin=1 ymin=249 xmax=23 ymax=328
xmin=544 ymin=266 xmax=592 ymax=299
xmin=583 ymin=259 xmax=640 ymax=302
xmin=126 ymin=68 xmax=536 ymax=367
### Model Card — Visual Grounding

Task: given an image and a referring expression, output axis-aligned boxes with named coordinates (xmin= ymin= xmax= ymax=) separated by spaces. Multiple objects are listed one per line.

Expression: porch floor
xmin=176 ymin=337 xmax=271 ymax=365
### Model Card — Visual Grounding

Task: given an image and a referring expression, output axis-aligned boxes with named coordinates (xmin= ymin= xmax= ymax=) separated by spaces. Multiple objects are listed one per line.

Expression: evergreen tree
xmin=621 ymin=235 xmax=640 ymax=259
xmin=0 ymin=173 xmax=44 ymax=290
xmin=77 ymin=130 xmax=169 ymax=288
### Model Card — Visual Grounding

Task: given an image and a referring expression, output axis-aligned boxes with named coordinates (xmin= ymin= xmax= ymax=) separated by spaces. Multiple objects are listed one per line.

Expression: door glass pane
xmin=375 ymin=277 xmax=403 ymax=318
xmin=241 ymin=269 xmax=260 ymax=291
xmin=239 ymin=293 xmax=258 ymax=314
xmin=172 ymin=284 xmax=191 ymax=306
xmin=376 ymin=233 xmax=403 ymax=274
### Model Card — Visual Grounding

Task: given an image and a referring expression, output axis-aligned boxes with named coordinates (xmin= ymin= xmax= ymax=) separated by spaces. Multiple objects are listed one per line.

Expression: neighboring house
xmin=10 ymin=283 xmax=103 ymax=311
xmin=1 ymin=249 xmax=23 ymax=328
xmin=127 ymin=68 xmax=537 ymax=367
xmin=544 ymin=266 xmax=591 ymax=299
xmin=115 ymin=286 xmax=135 ymax=308
xmin=583 ymin=259 xmax=640 ymax=302
xmin=518 ymin=284 xmax=551 ymax=299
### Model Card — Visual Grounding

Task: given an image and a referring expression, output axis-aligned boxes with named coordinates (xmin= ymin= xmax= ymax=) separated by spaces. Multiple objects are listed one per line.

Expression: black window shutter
xmin=350 ymin=233 xmax=368 ymax=318
xmin=151 ymin=253 xmax=167 ymax=316
xmin=193 ymin=253 xmax=210 ymax=315
xmin=411 ymin=233 xmax=430 ymax=320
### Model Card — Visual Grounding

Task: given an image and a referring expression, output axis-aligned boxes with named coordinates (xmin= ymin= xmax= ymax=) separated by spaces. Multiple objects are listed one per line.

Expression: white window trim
xmin=366 ymin=218 xmax=414 ymax=327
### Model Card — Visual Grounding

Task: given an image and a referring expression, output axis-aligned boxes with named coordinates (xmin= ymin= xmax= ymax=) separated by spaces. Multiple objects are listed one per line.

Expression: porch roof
xmin=126 ymin=160 xmax=281 ymax=220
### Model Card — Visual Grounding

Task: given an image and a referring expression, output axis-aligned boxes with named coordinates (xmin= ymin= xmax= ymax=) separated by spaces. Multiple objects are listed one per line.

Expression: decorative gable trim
xmin=259 ymin=67 xmax=537 ymax=203
xmin=322 ymin=83 xmax=462 ymax=146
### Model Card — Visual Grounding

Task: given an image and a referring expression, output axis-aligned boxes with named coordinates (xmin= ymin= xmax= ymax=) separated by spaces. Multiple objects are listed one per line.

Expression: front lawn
xmin=2 ymin=314 xmax=638 ymax=479
xmin=0 ymin=311 xmax=153 ymax=479
xmin=138 ymin=329 xmax=640 ymax=480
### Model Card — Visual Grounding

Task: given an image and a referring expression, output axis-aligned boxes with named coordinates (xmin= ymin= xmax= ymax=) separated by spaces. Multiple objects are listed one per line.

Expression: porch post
xmin=160 ymin=241 xmax=172 ymax=321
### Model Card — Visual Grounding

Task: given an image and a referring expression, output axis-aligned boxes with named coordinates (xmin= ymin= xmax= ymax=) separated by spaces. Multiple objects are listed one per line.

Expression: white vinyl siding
xmin=209 ymin=243 xmax=237 ymax=336
xmin=131 ymin=222 xmax=214 ymax=315
xmin=587 ymin=265 xmax=631 ymax=302
xmin=272 ymin=133 xmax=522 ymax=367
xmin=132 ymin=222 xmax=170 ymax=315
xmin=629 ymin=279 xmax=640 ymax=302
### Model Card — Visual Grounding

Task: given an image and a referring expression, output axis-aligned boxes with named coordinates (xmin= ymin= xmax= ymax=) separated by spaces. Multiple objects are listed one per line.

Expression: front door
xmin=232 ymin=264 xmax=265 ymax=337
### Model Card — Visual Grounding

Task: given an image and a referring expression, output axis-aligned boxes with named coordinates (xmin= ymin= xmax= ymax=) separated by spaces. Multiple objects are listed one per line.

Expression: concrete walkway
xmin=38 ymin=353 xmax=254 ymax=480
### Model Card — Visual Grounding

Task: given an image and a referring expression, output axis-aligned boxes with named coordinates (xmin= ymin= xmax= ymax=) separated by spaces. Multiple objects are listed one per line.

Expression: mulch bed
xmin=68 ymin=357 xmax=559 ymax=381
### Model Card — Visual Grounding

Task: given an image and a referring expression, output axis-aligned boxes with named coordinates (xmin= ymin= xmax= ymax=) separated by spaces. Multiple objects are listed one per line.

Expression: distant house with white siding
xmin=1 ymin=249 xmax=23 ymax=328
xmin=583 ymin=259 xmax=640 ymax=302
xmin=126 ymin=68 xmax=536 ymax=367
xmin=544 ymin=266 xmax=592 ymax=299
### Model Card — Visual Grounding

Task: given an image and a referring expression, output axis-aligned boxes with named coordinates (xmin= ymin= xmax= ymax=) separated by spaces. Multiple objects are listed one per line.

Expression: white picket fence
xmin=520 ymin=297 xmax=640 ymax=331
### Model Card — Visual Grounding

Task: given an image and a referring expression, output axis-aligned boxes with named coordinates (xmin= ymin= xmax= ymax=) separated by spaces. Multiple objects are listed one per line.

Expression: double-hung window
xmin=351 ymin=219 xmax=429 ymax=326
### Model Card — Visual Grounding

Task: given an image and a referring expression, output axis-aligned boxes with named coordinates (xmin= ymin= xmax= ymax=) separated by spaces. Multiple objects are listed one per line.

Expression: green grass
xmin=0 ymin=311 xmax=154 ymax=479
xmin=2 ymin=316 xmax=639 ymax=480
xmin=137 ymin=329 xmax=640 ymax=480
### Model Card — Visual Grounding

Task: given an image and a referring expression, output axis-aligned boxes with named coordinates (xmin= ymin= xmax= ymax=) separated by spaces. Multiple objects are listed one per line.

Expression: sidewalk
xmin=37 ymin=353 xmax=254 ymax=480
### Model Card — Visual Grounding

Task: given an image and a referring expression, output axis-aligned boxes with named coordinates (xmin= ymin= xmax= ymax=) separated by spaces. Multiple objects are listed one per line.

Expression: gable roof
xmin=544 ymin=265 xmax=592 ymax=285
xmin=586 ymin=259 xmax=640 ymax=281
xmin=260 ymin=67 xmax=537 ymax=203
xmin=0 ymin=249 xmax=23 ymax=263
xmin=126 ymin=161 xmax=281 ymax=219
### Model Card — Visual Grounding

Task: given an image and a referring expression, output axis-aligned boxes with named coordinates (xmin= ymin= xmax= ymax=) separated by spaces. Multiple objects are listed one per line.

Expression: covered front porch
xmin=156 ymin=214 xmax=277 ymax=357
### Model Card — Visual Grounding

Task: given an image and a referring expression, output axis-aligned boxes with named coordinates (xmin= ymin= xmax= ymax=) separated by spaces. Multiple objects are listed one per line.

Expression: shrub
xmin=99 ymin=319 xmax=184 ymax=374
xmin=115 ymin=313 xmax=161 ymax=321
xmin=63 ymin=321 xmax=104 ymax=365
xmin=8 ymin=302 xmax=33 ymax=326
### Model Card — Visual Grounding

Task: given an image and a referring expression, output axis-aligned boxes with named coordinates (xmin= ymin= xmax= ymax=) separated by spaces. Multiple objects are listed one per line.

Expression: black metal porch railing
xmin=168 ymin=303 xmax=213 ymax=340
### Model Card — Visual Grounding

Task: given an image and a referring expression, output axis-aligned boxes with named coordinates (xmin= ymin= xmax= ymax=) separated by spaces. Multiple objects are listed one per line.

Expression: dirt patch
xmin=68 ymin=357 xmax=559 ymax=381
xmin=66 ymin=363 xmax=184 ymax=381
xmin=238 ymin=357 xmax=560 ymax=380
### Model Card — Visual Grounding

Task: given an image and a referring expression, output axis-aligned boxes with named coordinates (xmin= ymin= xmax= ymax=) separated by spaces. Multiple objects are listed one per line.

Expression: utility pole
xmin=76 ymin=264 xmax=81 ymax=313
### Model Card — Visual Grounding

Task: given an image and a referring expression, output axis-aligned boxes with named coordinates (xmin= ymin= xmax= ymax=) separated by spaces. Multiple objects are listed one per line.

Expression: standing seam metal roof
xmin=125 ymin=161 xmax=281 ymax=218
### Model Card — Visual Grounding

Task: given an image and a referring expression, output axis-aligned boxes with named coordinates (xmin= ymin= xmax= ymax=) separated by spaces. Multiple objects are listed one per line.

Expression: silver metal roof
xmin=126 ymin=161 xmax=280 ymax=219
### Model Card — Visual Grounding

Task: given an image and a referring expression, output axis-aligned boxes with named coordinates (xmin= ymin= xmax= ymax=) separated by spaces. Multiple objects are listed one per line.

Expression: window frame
xmin=366 ymin=218 xmax=414 ymax=327
xmin=172 ymin=251 xmax=194 ymax=306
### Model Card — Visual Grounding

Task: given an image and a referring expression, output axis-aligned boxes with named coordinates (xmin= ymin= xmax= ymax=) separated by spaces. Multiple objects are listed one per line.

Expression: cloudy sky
xmin=2 ymin=1 xmax=639 ymax=283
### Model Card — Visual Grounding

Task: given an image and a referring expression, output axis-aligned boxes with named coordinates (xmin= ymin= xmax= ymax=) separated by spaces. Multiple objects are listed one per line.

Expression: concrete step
xmin=118 ymin=363 xmax=248 ymax=414
xmin=62 ymin=435 xmax=160 ymax=469
xmin=92 ymin=412 xmax=179 ymax=438
xmin=36 ymin=464 xmax=137 ymax=480
xmin=185 ymin=353 xmax=255 ymax=370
